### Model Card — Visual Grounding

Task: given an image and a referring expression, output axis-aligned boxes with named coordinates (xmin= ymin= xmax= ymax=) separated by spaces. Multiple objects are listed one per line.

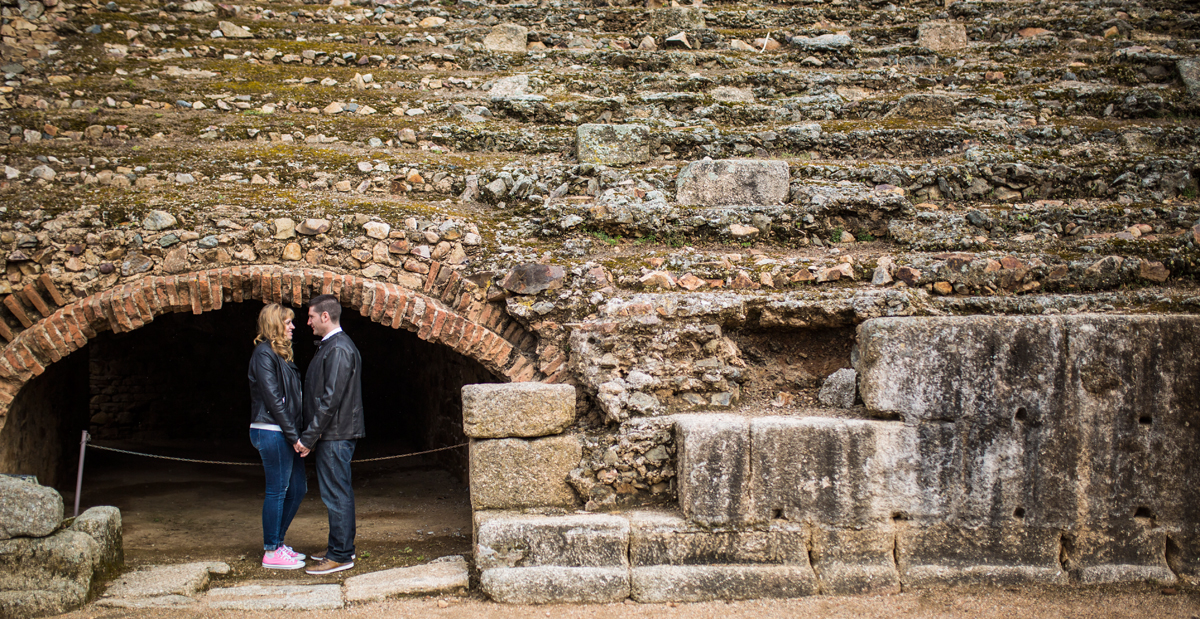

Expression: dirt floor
xmin=66 ymin=445 xmax=474 ymax=585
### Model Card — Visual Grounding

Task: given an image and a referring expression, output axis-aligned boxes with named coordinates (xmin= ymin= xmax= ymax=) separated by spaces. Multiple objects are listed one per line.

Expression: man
xmin=295 ymin=294 xmax=365 ymax=575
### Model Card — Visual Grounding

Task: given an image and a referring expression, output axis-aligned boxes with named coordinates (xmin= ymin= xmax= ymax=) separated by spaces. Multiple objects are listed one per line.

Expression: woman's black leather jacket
xmin=248 ymin=340 xmax=303 ymax=444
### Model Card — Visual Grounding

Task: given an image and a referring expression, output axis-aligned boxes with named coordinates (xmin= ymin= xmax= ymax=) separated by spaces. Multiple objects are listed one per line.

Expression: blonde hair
xmin=254 ymin=303 xmax=295 ymax=362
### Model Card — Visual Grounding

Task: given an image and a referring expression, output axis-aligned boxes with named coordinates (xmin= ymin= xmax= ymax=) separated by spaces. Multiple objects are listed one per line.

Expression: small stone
xmin=363 ymin=221 xmax=390 ymax=239
xmin=282 ymin=243 xmax=302 ymax=261
xmin=136 ymin=207 xmax=177 ymax=230
xmin=677 ymin=274 xmax=706 ymax=290
xmin=29 ymin=165 xmax=55 ymax=181
xmin=817 ymin=368 xmax=858 ymax=408
xmin=665 ymin=32 xmax=691 ymax=49
xmin=297 ymin=219 xmax=331 ymax=235
xmin=162 ymin=247 xmax=189 ymax=273
xmin=0 ymin=476 xmax=63 ymax=540
xmin=483 ymin=23 xmax=528 ymax=53
xmin=323 ymin=102 xmax=344 ymax=115
xmin=917 ymin=20 xmax=968 ymax=51
xmin=418 ymin=16 xmax=446 ymax=28
xmin=729 ymin=224 xmax=760 ymax=238
xmin=1139 ymin=260 xmax=1169 ymax=283
xmin=640 ymin=271 xmax=675 ymax=289
xmin=500 ymin=263 xmax=565 ymax=295
xmin=933 ymin=281 xmax=954 ymax=295
xmin=398 ymin=128 xmax=417 ymax=143
xmin=218 ymin=21 xmax=252 ymax=38
xmin=121 ymin=253 xmax=153 ymax=276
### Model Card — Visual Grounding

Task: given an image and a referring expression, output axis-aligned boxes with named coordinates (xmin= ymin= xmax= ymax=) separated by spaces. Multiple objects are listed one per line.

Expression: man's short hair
xmin=308 ymin=294 xmax=343 ymax=324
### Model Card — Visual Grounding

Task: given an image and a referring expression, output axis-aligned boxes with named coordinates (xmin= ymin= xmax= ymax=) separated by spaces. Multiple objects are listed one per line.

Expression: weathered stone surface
xmin=810 ymin=525 xmax=900 ymax=595
xmin=576 ymin=124 xmax=650 ymax=166
xmin=273 ymin=218 xmax=296 ymax=239
xmin=647 ymin=7 xmax=705 ymax=32
xmin=141 ymin=210 xmax=177 ymax=231
xmin=857 ymin=315 xmax=1200 ymax=583
xmin=816 ymin=368 xmax=857 ymax=408
xmin=481 ymin=566 xmax=629 ymax=604
xmin=499 ymin=263 xmax=565 ymax=295
xmin=103 ymin=561 xmax=230 ymax=600
xmin=675 ymin=160 xmax=789 ymax=206
xmin=899 ymin=523 xmax=1067 ymax=586
xmin=628 ymin=510 xmax=808 ymax=567
xmin=203 ymin=584 xmax=343 ymax=610
xmin=748 ymin=417 xmax=918 ymax=526
xmin=0 ymin=530 xmax=98 ymax=617
xmin=483 ymin=23 xmax=527 ymax=53
xmin=296 ymin=218 xmax=330 ymax=235
xmin=343 ymin=556 xmax=468 ymax=602
xmin=1178 ymin=58 xmax=1200 ymax=97
xmin=918 ymin=20 xmax=969 ymax=51
xmin=470 ymin=434 xmax=581 ymax=509
xmin=69 ymin=506 xmax=123 ymax=576
xmin=461 ymin=382 xmax=575 ymax=439
xmin=0 ymin=475 xmax=63 ymax=540
xmin=630 ymin=565 xmax=817 ymax=603
xmin=476 ymin=512 xmax=629 ymax=569
xmin=789 ymin=33 xmax=851 ymax=50
xmin=217 ymin=20 xmax=252 ymax=38
xmin=674 ymin=414 xmax=750 ymax=526
xmin=892 ymin=94 xmax=958 ymax=119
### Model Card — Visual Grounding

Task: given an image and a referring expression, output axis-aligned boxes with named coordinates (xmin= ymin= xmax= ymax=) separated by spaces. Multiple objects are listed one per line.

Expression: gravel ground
xmin=61 ymin=584 xmax=1199 ymax=619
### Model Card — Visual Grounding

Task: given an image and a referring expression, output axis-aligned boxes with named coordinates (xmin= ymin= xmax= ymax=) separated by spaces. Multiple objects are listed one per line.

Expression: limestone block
xmin=1066 ymin=523 xmax=1177 ymax=585
xmin=469 ymin=435 xmax=581 ymax=510
xmin=204 ymin=584 xmax=343 ymax=610
xmin=673 ymin=414 xmax=751 ymax=526
xmin=810 ymin=525 xmax=900 ymax=595
xmin=816 ymin=368 xmax=857 ymax=408
xmin=1179 ymin=59 xmax=1200 ymax=97
xmin=748 ymin=417 xmax=919 ymax=526
xmin=461 ymin=383 xmax=575 ymax=439
xmin=630 ymin=565 xmax=817 ymax=603
xmin=0 ymin=530 xmax=98 ymax=618
xmin=481 ymin=566 xmax=629 ymax=604
xmin=576 ymin=124 xmax=650 ymax=166
xmin=898 ymin=523 xmax=1066 ymax=586
xmin=647 ymin=7 xmax=705 ymax=32
xmin=70 ymin=506 xmax=123 ymax=577
xmin=102 ymin=561 xmax=230 ymax=600
xmin=483 ymin=23 xmax=528 ymax=53
xmin=343 ymin=556 xmax=467 ymax=602
xmin=0 ymin=475 xmax=63 ymax=540
xmin=918 ymin=20 xmax=969 ymax=52
xmin=628 ymin=510 xmax=808 ymax=567
xmin=675 ymin=159 xmax=790 ymax=206
xmin=475 ymin=512 xmax=629 ymax=569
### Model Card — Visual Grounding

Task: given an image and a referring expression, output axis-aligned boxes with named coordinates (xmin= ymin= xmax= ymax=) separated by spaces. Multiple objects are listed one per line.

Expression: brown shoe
xmin=309 ymin=548 xmax=355 ymax=562
xmin=305 ymin=558 xmax=354 ymax=575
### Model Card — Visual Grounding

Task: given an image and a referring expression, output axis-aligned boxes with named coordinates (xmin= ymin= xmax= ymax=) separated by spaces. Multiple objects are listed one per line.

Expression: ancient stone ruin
xmin=0 ymin=0 xmax=1197 ymax=608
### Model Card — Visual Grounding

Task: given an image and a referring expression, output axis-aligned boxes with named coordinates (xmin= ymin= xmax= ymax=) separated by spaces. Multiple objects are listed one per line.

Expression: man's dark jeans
xmin=314 ymin=439 xmax=356 ymax=563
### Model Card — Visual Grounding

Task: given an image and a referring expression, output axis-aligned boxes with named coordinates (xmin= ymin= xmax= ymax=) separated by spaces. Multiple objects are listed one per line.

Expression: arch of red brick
xmin=0 ymin=266 xmax=567 ymax=427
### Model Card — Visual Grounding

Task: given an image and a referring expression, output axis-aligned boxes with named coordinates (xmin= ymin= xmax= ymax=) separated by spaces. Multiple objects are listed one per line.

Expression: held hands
xmin=294 ymin=441 xmax=310 ymax=457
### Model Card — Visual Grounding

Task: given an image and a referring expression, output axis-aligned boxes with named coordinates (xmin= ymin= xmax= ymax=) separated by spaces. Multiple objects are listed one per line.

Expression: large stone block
xmin=576 ymin=124 xmax=650 ymax=166
xmin=0 ymin=475 xmax=63 ymax=540
xmin=673 ymin=414 xmax=751 ymax=526
xmin=481 ymin=566 xmax=629 ymax=604
xmin=469 ymin=434 xmax=581 ymax=510
xmin=475 ymin=512 xmax=629 ymax=569
xmin=630 ymin=565 xmax=817 ymax=603
xmin=343 ymin=556 xmax=468 ymax=602
xmin=898 ymin=523 xmax=1066 ymax=586
xmin=917 ymin=20 xmax=969 ymax=52
xmin=1177 ymin=58 xmax=1200 ymax=97
xmin=647 ymin=7 xmax=705 ymax=32
xmin=483 ymin=23 xmax=527 ymax=53
xmin=748 ymin=417 xmax=919 ymax=526
xmin=0 ymin=530 xmax=98 ymax=618
xmin=810 ymin=525 xmax=900 ymax=595
xmin=70 ymin=506 xmax=123 ymax=577
xmin=461 ymin=383 xmax=576 ymax=439
xmin=1066 ymin=523 xmax=1177 ymax=585
xmin=628 ymin=510 xmax=808 ymax=567
xmin=675 ymin=159 xmax=790 ymax=206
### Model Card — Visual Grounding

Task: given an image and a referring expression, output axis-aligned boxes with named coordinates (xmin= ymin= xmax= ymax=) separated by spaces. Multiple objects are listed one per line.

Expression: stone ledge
xmin=481 ymin=566 xmax=630 ymax=604
xmin=630 ymin=565 xmax=818 ymax=603
xmin=476 ymin=511 xmax=629 ymax=569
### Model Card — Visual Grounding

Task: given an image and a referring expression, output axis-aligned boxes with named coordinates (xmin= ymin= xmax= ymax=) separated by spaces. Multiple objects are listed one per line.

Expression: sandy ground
xmin=68 ymin=445 xmax=473 ymax=584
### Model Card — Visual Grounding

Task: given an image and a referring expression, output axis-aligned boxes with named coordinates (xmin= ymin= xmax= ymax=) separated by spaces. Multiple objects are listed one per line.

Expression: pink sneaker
xmin=281 ymin=545 xmax=305 ymax=561
xmin=262 ymin=547 xmax=305 ymax=570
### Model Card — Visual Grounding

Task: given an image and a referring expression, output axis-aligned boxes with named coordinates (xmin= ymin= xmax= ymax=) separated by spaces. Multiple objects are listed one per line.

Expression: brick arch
xmin=0 ymin=265 xmax=559 ymax=431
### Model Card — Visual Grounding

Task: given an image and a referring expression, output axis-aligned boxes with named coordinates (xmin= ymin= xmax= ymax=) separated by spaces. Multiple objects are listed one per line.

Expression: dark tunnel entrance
xmin=0 ymin=299 xmax=501 ymax=567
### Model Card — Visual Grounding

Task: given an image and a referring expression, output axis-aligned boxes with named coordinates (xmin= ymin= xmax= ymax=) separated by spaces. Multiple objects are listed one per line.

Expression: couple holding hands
xmin=247 ymin=295 xmax=364 ymax=575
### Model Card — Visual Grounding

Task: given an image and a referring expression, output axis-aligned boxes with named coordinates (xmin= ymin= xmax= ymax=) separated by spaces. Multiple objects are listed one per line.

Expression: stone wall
xmin=0 ymin=350 xmax=88 ymax=487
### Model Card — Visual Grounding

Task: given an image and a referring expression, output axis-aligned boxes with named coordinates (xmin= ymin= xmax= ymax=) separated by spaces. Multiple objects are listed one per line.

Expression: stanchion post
xmin=73 ymin=430 xmax=89 ymax=518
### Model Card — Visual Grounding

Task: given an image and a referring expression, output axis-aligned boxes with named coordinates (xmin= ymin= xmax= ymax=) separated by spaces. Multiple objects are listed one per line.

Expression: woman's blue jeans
xmin=250 ymin=428 xmax=307 ymax=552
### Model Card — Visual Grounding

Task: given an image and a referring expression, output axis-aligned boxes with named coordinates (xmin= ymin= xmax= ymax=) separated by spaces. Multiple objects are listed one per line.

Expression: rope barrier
xmin=71 ymin=430 xmax=469 ymax=517
xmin=85 ymin=439 xmax=469 ymax=466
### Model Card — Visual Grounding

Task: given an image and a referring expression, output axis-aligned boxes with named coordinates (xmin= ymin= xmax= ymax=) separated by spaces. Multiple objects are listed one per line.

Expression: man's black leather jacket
xmin=300 ymin=330 xmax=365 ymax=447
xmin=248 ymin=340 xmax=303 ymax=444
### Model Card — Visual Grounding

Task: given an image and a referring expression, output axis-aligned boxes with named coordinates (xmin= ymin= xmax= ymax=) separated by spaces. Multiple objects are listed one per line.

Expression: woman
xmin=248 ymin=303 xmax=307 ymax=569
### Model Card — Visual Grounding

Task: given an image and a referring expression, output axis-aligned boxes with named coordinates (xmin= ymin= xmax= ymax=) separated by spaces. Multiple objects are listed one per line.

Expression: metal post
xmin=73 ymin=430 xmax=89 ymax=518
